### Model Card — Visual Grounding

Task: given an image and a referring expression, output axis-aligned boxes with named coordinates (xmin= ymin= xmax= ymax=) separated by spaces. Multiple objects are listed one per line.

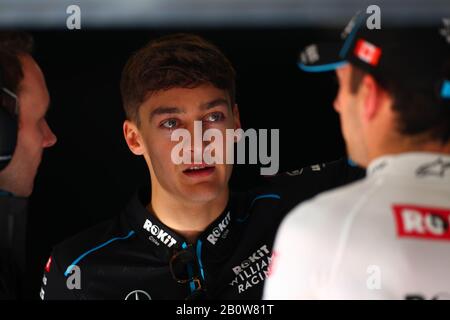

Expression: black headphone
xmin=0 ymin=65 xmax=18 ymax=171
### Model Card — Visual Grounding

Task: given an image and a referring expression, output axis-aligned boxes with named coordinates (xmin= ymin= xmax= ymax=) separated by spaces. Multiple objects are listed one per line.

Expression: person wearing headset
xmin=0 ymin=32 xmax=57 ymax=299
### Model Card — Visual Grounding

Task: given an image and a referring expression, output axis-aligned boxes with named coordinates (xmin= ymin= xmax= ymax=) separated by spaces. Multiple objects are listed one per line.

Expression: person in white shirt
xmin=263 ymin=12 xmax=450 ymax=299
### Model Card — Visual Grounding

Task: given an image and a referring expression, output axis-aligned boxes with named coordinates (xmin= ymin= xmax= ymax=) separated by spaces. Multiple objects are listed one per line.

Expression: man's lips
xmin=182 ymin=164 xmax=215 ymax=177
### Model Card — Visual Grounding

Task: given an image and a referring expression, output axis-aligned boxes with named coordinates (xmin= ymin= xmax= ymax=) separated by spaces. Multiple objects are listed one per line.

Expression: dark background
xmin=25 ymin=28 xmax=347 ymax=299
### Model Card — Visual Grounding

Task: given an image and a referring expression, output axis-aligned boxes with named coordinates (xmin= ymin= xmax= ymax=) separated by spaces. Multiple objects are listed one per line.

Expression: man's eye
xmin=161 ymin=119 xmax=178 ymax=129
xmin=205 ymin=112 xmax=225 ymax=122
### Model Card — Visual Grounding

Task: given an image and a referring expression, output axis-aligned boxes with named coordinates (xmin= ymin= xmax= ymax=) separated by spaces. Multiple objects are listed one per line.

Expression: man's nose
xmin=184 ymin=122 xmax=210 ymax=162
xmin=43 ymin=120 xmax=57 ymax=148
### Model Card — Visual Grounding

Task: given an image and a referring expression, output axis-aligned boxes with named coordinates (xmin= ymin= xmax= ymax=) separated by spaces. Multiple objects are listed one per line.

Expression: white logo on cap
xmin=341 ymin=11 xmax=362 ymax=39
xmin=300 ymin=45 xmax=319 ymax=64
xmin=440 ymin=18 xmax=450 ymax=44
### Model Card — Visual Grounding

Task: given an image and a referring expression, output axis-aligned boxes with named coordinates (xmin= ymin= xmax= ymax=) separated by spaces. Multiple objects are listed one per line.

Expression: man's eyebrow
xmin=149 ymin=106 xmax=184 ymax=120
xmin=201 ymin=98 xmax=230 ymax=110
xmin=149 ymin=99 xmax=229 ymax=120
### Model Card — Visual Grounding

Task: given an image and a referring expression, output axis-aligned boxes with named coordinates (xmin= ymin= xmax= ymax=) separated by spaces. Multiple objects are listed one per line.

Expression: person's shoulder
xmin=286 ymin=176 xmax=373 ymax=229
xmin=274 ymin=158 xmax=363 ymax=180
xmin=260 ymin=158 xmax=364 ymax=188
xmin=50 ymin=215 xmax=133 ymax=272
xmin=314 ymin=174 xmax=372 ymax=204
xmin=252 ymin=158 xmax=365 ymax=207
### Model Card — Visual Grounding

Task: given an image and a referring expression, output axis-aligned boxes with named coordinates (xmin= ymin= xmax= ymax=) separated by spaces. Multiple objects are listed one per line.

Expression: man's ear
xmin=361 ymin=74 xmax=382 ymax=122
xmin=123 ymin=120 xmax=145 ymax=155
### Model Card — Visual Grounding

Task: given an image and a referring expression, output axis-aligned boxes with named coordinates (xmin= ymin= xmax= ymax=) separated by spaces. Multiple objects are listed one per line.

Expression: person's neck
xmin=148 ymin=186 xmax=229 ymax=244
xmin=368 ymin=135 xmax=450 ymax=165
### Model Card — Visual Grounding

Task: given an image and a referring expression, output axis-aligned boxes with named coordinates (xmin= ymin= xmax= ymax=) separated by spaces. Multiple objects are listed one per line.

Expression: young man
xmin=264 ymin=14 xmax=450 ymax=299
xmin=41 ymin=34 xmax=363 ymax=300
xmin=0 ymin=32 xmax=57 ymax=299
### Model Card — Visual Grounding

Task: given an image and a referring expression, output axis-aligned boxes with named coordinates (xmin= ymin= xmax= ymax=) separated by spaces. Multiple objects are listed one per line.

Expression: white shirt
xmin=263 ymin=152 xmax=450 ymax=300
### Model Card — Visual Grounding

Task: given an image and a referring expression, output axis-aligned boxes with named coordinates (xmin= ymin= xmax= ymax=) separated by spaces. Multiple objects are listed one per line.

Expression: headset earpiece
xmin=0 ymin=65 xmax=18 ymax=171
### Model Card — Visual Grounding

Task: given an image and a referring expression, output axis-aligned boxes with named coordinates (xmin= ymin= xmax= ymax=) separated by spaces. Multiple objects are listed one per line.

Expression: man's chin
xmin=13 ymin=184 xmax=33 ymax=198
xmin=180 ymin=184 xmax=224 ymax=203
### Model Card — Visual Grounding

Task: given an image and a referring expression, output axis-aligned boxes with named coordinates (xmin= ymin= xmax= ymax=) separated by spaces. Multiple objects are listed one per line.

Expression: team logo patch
xmin=416 ymin=158 xmax=450 ymax=178
xmin=440 ymin=18 xmax=450 ymax=44
xmin=143 ymin=219 xmax=177 ymax=248
xmin=393 ymin=204 xmax=450 ymax=241
xmin=125 ymin=290 xmax=152 ymax=300
xmin=354 ymin=38 xmax=382 ymax=66
xmin=207 ymin=211 xmax=231 ymax=245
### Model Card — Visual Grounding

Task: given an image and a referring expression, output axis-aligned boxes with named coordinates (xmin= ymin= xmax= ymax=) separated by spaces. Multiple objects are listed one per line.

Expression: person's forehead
xmin=336 ymin=63 xmax=351 ymax=74
xmin=145 ymin=84 xmax=230 ymax=111
xmin=19 ymin=54 xmax=50 ymax=109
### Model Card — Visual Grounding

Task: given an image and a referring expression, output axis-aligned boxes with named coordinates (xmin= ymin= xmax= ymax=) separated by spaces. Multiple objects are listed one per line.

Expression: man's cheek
xmin=19 ymin=127 xmax=40 ymax=150
xmin=152 ymin=141 xmax=179 ymax=165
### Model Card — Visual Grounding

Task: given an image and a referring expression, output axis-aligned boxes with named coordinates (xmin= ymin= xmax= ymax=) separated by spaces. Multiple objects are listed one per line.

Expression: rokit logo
xmin=143 ymin=219 xmax=177 ymax=248
xmin=393 ymin=204 xmax=450 ymax=241
xmin=229 ymin=244 xmax=271 ymax=294
xmin=207 ymin=211 xmax=231 ymax=245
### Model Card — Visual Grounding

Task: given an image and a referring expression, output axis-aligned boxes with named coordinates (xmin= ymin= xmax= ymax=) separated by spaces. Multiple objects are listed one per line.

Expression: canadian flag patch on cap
xmin=354 ymin=38 xmax=382 ymax=66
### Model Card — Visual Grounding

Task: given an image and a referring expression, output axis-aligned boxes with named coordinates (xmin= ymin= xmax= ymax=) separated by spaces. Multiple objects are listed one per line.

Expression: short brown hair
xmin=0 ymin=31 xmax=34 ymax=94
xmin=349 ymin=64 xmax=450 ymax=143
xmin=120 ymin=33 xmax=236 ymax=126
